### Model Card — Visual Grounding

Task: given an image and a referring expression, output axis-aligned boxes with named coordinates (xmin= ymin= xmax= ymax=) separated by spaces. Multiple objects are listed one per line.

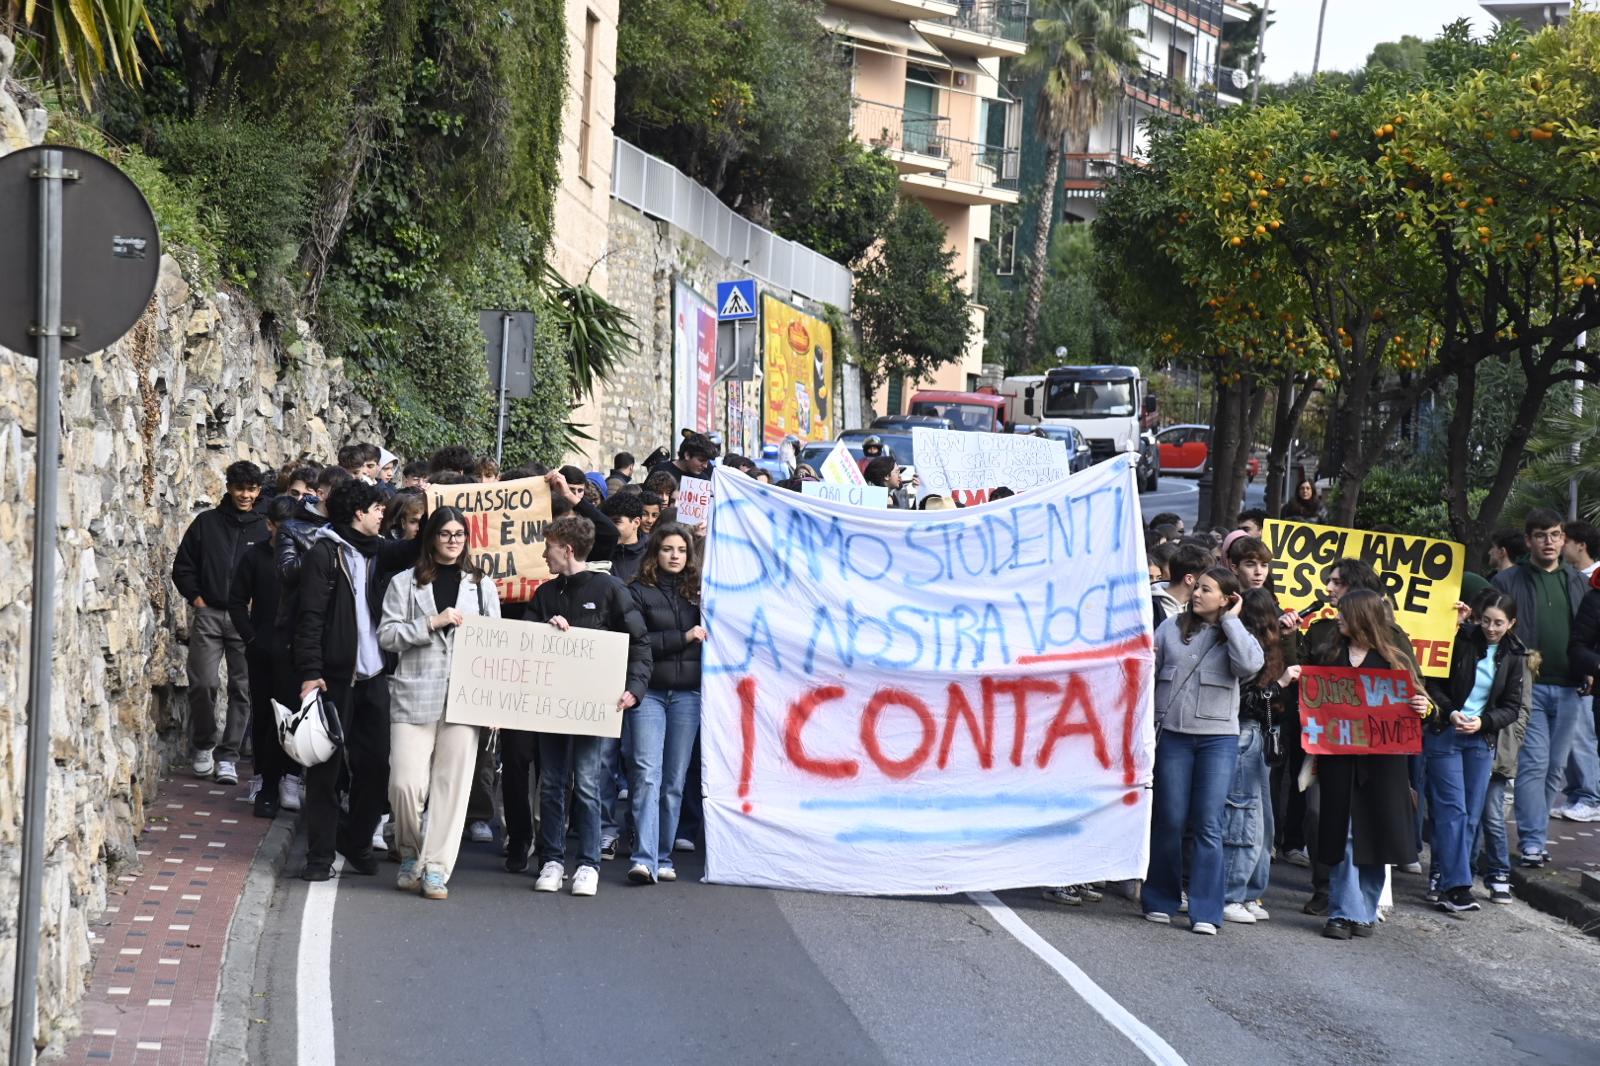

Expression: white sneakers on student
xmin=570 ymin=865 xmax=599 ymax=897
xmin=534 ymin=861 xmax=565 ymax=892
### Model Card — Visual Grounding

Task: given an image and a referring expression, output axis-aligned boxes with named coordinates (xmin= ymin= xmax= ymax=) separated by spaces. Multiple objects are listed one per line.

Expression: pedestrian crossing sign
xmin=716 ymin=279 xmax=757 ymax=321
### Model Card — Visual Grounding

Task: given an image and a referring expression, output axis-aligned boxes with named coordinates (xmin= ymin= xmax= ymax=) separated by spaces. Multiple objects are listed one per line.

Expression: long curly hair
xmin=635 ymin=522 xmax=701 ymax=603
xmin=1337 ymin=588 xmax=1421 ymax=689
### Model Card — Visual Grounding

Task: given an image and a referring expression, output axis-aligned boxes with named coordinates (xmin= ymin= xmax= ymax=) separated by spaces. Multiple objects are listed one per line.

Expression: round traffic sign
xmin=0 ymin=145 xmax=161 ymax=357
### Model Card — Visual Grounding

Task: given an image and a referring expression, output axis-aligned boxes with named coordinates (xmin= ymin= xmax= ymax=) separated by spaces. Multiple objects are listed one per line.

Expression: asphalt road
xmin=251 ymin=827 xmax=1600 ymax=1066
xmin=1140 ymin=475 xmax=1266 ymax=533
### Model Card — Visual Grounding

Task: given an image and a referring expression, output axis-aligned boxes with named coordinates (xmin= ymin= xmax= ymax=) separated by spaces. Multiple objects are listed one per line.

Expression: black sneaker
xmin=601 ymin=836 xmax=617 ymax=861
xmin=504 ymin=842 xmax=530 ymax=874
xmin=1488 ymin=880 xmax=1513 ymax=904
xmin=1349 ymin=921 xmax=1375 ymax=938
xmin=1303 ymin=891 xmax=1330 ymax=916
xmin=253 ymin=793 xmax=280 ymax=820
xmin=1321 ymin=919 xmax=1354 ymax=940
xmin=1423 ymin=873 xmax=1442 ymax=904
xmin=335 ymin=830 xmax=379 ymax=875
xmin=301 ymin=863 xmax=332 ymax=882
xmin=1439 ymin=887 xmax=1481 ymax=913
xmin=1517 ymin=849 xmax=1549 ymax=868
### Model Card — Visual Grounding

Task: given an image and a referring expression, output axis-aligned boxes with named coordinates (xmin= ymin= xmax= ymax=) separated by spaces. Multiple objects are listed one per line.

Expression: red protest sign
xmin=1297 ymin=665 xmax=1422 ymax=755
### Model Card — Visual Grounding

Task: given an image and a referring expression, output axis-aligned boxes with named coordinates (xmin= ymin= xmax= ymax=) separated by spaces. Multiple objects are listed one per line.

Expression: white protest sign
xmin=801 ymin=481 xmax=889 ymax=508
xmin=911 ymin=428 xmax=1071 ymax=507
xmin=445 ymin=614 xmax=627 ymax=738
xmin=701 ymin=456 xmax=1155 ymax=896
xmin=819 ymin=441 xmax=866 ymax=487
xmin=677 ymin=476 xmax=713 ymax=524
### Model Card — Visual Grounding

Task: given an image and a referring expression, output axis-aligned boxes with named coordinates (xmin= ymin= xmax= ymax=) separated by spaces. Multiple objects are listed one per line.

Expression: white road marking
xmin=297 ymin=856 xmax=344 ymax=1066
xmin=969 ymin=892 xmax=1187 ymax=1066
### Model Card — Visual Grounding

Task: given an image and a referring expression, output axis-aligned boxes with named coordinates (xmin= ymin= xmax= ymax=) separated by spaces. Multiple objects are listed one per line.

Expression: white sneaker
xmin=1191 ymin=921 xmax=1219 ymax=936
xmin=657 ymin=866 xmax=677 ymax=882
xmin=673 ymin=837 xmax=696 ymax=853
xmin=372 ymin=815 xmax=389 ymax=852
xmin=1223 ymin=903 xmax=1257 ymax=924
xmin=1246 ymin=900 xmax=1271 ymax=921
xmin=246 ymin=775 xmax=263 ymax=801
xmin=279 ymin=776 xmax=302 ymax=811
xmin=214 ymin=760 xmax=239 ymax=786
xmin=1283 ymin=848 xmax=1311 ymax=868
xmin=468 ymin=820 xmax=494 ymax=843
xmin=1178 ymin=891 xmax=1189 ymax=914
xmin=1401 ymin=861 xmax=1423 ymax=875
xmin=570 ymin=865 xmax=599 ymax=897
xmin=1564 ymin=801 xmax=1600 ymax=822
xmin=192 ymin=749 xmax=215 ymax=777
xmin=1550 ymin=803 xmax=1574 ymax=820
xmin=534 ymin=861 xmax=565 ymax=892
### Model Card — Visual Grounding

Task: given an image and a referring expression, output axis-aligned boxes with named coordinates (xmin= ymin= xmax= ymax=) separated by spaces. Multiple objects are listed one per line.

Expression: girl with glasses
xmin=378 ymin=506 xmax=500 ymax=900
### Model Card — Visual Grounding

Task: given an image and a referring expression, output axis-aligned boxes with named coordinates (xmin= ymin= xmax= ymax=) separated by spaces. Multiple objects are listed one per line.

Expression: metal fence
xmin=610 ymin=139 xmax=853 ymax=311
xmin=942 ymin=136 xmax=1020 ymax=189
xmin=940 ymin=0 xmax=1029 ymax=43
xmin=851 ymin=97 xmax=950 ymax=158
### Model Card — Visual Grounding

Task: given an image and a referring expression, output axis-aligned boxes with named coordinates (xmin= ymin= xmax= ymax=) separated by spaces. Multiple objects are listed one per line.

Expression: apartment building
xmin=1055 ymin=0 xmax=1255 ymax=227
xmin=821 ymin=1 xmax=1028 ymax=410
xmin=1478 ymin=1 xmax=1570 ymax=27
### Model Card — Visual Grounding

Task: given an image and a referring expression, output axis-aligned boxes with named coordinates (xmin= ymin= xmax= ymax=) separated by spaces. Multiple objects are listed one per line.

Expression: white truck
xmin=1004 ymin=365 xmax=1160 ymax=492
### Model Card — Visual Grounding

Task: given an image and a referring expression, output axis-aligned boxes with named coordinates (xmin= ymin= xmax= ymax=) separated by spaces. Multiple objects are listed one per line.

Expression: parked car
xmin=792 ymin=429 xmax=916 ymax=478
xmin=1156 ymin=424 xmax=1261 ymax=479
xmin=1011 ymin=423 xmax=1092 ymax=474
xmin=870 ymin=414 xmax=956 ymax=433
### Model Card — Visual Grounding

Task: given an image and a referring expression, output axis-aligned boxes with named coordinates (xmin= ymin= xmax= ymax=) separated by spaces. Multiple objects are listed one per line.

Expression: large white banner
xmin=701 ymin=457 xmax=1155 ymax=896
xmin=912 ymin=428 xmax=1072 ymax=507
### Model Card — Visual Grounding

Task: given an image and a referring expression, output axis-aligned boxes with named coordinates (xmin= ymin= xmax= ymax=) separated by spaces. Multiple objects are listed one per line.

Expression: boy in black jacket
xmin=292 ymin=481 xmax=420 ymax=880
xmin=172 ymin=460 xmax=268 ymax=787
xmin=228 ymin=494 xmax=298 ymax=818
xmin=529 ymin=515 xmax=652 ymax=898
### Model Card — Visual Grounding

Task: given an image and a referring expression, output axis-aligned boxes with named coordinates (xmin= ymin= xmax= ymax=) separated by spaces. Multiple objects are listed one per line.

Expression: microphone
xmin=1298 ymin=596 xmax=1328 ymax=620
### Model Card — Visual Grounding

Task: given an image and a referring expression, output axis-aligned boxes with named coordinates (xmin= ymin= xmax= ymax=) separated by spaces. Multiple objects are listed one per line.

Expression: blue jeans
xmin=1328 ymin=827 xmax=1386 ymax=925
xmin=1144 ymin=731 xmax=1235 ymax=927
xmin=536 ymin=734 xmax=604 ymax=869
xmin=1424 ymin=727 xmax=1494 ymax=892
xmin=1224 ymin=721 xmax=1274 ymax=904
xmin=1475 ymin=774 xmax=1511 ymax=884
xmin=1514 ymin=683 xmax=1584 ymax=853
xmin=1561 ymin=696 xmax=1600 ymax=806
xmin=627 ymin=689 xmax=702 ymax=875
xmin=600 ymin=736 xmax=624 ymax=840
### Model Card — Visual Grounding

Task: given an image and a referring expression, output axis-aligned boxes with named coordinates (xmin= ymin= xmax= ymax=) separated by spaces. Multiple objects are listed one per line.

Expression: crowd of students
xmin=173 ymin=438 xmax=1600 ymax=923
xmin=1112 ymin=505 xmax=1600 ymax=938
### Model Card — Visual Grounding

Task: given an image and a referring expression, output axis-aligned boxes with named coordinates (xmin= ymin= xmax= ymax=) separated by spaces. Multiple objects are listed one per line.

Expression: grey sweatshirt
xmin=1152 ymin=613 xmax=1264 ymax=736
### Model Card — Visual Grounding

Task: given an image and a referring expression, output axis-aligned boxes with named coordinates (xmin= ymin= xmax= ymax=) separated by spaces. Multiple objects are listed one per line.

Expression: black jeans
xmin=246 ymin=646 xmax=291 ymax=790
xmin=499 ymin=729 xmax=540 ymax=856
xmin=303 ymin=675 xmax=391 ymax=868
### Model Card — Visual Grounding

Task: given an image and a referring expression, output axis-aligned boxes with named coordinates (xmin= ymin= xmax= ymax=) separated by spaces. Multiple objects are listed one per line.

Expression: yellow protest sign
xmin=427 ymin=475 xmax=553 ymax=603
xmin=1263 ymin=519 xmax=1467 ymax=677
xmin=762 ymin=294 xmax=833 ymax=444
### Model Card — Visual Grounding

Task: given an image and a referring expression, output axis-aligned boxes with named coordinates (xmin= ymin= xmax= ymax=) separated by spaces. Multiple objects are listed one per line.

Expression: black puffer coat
xmin=631 ymin=575 xmax=701 ymax=692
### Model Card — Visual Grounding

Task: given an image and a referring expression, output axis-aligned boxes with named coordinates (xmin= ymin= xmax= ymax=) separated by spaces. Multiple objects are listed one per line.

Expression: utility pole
xmin=1250 ymin=1 xmax=1273 ymax=106
xmin=1312 ymin=0 xmax=1329 ymax=75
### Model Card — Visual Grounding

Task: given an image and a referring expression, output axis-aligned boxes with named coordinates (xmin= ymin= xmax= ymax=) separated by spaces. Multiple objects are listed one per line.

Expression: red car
xmin=1156 ymin=424 xmax=1261 ymax=479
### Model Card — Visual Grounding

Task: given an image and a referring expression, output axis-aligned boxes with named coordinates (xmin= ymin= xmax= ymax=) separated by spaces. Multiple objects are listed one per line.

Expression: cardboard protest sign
xmin=701 ymin=455 xmax=1155 ymax=896
xmin=445 ymin=614 xmax=626 ymax=738
xmin=911 ymin=428 xmax=1071 ymax=507
xmin=1264 ymin=519 xmax=1466 ymax=677
xmin=819 ymin=441 xmax=866 ymax=487
xmin=801 ymin=481 xmax=889 ymax=508
xmin=1297 ymin=665 xmax=1423 ymax=755
xmin=427 ymin=475 xmax=553 ymax=603
xmin=677 ymin=476 xmax=713 ymax=524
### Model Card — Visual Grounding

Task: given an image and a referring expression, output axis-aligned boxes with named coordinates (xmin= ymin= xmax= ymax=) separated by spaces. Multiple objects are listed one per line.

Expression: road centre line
xmin=968 ymin=891 xmax=1187 ymax=1066
xmin=297 ymin=856 xmax=344 ymax=1066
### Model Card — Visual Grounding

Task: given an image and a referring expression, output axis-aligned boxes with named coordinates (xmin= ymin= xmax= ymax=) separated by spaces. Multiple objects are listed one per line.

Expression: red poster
xmin=695 ymin=307 xmax=717 ymax=432
xmin=1297 ymin=665 xmax=1422 ymax=755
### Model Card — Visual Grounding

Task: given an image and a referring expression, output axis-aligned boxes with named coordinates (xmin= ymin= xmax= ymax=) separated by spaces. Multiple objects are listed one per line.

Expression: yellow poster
xmin=1264 ymin=519 xmax=1467 ymax=677
xmin=762 ymin=295 xmax=833 ymax=444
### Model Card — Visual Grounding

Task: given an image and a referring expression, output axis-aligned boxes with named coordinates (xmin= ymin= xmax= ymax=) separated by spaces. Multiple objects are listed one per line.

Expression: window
xmin=1169 ymin=46 xmax=1188 ymax=84
xmin=578 ymin=11 xmax=599 ymax=180
xmin=887 ymin=374 xmax=904 ymax=415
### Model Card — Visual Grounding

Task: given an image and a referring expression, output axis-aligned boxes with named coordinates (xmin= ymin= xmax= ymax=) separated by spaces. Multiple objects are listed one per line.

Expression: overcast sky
xmin=1258 ymin=0 xmax=1495 ymax=81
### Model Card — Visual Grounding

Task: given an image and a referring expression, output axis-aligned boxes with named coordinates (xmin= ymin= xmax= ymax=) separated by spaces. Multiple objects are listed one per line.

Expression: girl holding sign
xmin=1145 ymin=567 xmax=1264 ymax=936
xmin=378 ymin=506 xmax=501 ymax=901
xmin=1311 ymin=589 xmax=1429 ymax=940
xmin=626 ymin=523 xmax=706 ymax=885
xmin=1423 ymin=594 xmax=1529 ymax=910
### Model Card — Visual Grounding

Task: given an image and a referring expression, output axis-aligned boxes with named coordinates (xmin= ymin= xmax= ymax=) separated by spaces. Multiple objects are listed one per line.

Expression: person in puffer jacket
xmin=623 ymin=522 xmax=705 ymax=885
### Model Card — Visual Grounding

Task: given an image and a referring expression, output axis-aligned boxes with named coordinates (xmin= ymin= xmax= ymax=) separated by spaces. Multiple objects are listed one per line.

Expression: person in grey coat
xmin=1142 ymin=566 xmax=1264 ymax=936
xmin=378 ymin=506 xmax=501 ymax=900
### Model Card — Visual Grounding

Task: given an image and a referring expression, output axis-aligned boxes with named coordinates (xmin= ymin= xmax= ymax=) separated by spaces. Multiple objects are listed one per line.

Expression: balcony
xmin=900 ymin=135 xmax=1021 ymax=205
xmin=827 ymin=0 xmax=959 ymax=22
xmin=852 ymin=98 xmax=953 ymax=173
xmin=1149 ymin=0 xmax=1224 ymax=33
xmin=1060 ymin=152 xmax=1125 ymax=200
xmin=1124 ymin=68 xmax=1215 ymax=116
xmin=915 ymin=1 xmax=1030 ymax=59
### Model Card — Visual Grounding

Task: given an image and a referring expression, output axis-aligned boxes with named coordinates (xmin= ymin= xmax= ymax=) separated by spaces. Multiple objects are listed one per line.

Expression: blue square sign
xmin=716 ymin=279 xmax=758 ymax=321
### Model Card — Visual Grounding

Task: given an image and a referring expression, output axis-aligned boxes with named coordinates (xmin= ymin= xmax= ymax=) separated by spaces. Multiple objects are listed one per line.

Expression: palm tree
xmin=1015 ymin=0 xmax=1142 ymax=361
xmin=3 ymin=0 xmax=156 ymax=107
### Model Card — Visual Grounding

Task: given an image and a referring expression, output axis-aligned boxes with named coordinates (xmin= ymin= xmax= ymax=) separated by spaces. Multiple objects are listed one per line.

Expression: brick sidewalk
xmin=1512 ymin=809 xmax=1600 ymax=936
xmin=57 ymin=776 xmax=272 ymax=1064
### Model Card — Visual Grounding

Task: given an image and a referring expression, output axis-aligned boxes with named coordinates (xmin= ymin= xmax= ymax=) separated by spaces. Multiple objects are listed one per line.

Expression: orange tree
xmin=1381 ymin=17 xmax=1600 ymax=557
